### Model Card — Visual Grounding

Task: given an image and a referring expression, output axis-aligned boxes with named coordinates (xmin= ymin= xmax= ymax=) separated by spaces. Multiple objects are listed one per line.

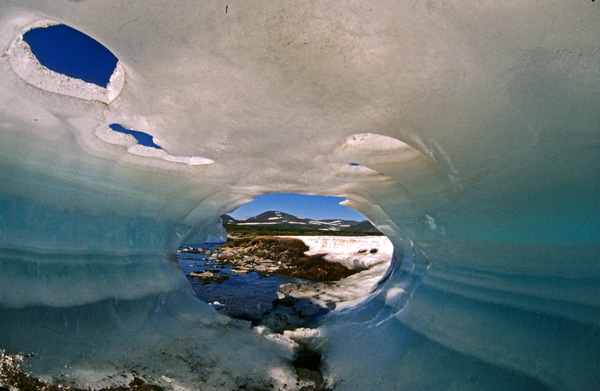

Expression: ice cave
xmin=0 ymin=1 xmax=598 ymax=390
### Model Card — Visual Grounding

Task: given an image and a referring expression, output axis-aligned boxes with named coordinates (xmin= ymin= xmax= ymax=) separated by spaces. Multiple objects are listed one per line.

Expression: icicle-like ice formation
xmin=0 ymin=1 xmax=598 ymax=390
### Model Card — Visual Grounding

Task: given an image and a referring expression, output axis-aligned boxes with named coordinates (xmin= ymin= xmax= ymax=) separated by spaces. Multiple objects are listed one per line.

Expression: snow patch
xmin=284 ymin=235 xmax=393 ymax=270
xmin=237 ymin=222 xmax=278 ymax=225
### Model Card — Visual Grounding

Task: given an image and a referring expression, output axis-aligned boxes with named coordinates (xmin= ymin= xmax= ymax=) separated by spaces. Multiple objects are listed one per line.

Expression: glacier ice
xmin=0 ymin=1 xmax=598 ymax=390
xmin=22 ymin=23 xmax=118 ymax=88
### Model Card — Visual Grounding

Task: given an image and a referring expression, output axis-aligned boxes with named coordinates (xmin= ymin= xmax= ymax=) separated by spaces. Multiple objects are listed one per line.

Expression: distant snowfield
xmin=237 ymin=222 xmax=279 ymax=225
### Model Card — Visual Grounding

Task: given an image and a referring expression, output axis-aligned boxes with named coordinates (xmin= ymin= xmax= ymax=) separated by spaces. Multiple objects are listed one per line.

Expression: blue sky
xmin=109 ymin=124 xmax=162 ymax=149
xmin=228 ymin=193 xmax=365 ymax=221
xmin=24 ymin=24 xmax=117 ymax=88
xmin=24 ymin=24 xmax=365 ymax=223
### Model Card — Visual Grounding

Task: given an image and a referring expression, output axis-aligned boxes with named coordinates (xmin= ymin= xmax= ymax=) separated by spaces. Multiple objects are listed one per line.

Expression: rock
xmin=188 ymin=271 xmax=229 ymax=284
xmin=189 ymin=271 xmax=214 ymax=278
xmin=261 ymin=306 xmax=301 ymax=333
xmin=299 ymin=304 xmax=317 ymax=317
xmin=209 ymin=301 xmax=225 ymax=310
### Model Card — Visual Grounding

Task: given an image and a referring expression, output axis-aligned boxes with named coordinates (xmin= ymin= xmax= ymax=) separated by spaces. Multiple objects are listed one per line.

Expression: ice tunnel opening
xmin=176 ymin=193 xmax=394 ymax=331
xmin=22 ymin=24 xmax=118 ymax=88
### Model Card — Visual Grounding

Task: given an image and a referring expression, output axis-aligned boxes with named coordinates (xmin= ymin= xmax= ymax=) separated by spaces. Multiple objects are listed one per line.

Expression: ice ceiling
xmin=0 ymin=1 xmax=598 ymax=390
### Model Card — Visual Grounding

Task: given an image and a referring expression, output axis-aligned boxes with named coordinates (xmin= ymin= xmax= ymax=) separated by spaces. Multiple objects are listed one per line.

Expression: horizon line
xmin=222 ymin=210 xmax=366 ymax=222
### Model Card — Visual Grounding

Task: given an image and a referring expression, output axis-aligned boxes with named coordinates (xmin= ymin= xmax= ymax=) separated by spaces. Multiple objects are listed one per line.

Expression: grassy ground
xmin=223 ymin=224 xmax=382 ymax=237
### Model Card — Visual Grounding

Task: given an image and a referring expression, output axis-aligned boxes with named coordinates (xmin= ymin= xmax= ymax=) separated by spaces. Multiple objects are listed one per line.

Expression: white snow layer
xmin=0 ymin=2 xmax=598 ymax=391
xmin=276 ymin=236 xmax=393 ymax=311
xmin=285 ymin=235 xmax=393 ymax=270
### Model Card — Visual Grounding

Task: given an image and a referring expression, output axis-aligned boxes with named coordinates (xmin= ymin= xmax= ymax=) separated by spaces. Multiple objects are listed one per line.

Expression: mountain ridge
xmin=221 ymin=210 xmax=379 ymax=233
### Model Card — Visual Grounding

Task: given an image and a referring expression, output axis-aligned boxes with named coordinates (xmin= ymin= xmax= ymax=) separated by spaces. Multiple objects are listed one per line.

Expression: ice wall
xmin=0 ymin=1 xmax=598 ymax=390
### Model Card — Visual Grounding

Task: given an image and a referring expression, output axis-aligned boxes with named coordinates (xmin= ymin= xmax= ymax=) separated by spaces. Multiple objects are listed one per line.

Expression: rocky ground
xmin=180 ymin=235 xmax=390 ymax=333
xmin=184 ymin=235 xmax=391 ymax=391
xmin=0 ymin=352 xmax=163 ymax=391
xmin=180 ymin=236 xmax=359 ymax=284
xmin=181 ymin=235 xmax=391 ymax=391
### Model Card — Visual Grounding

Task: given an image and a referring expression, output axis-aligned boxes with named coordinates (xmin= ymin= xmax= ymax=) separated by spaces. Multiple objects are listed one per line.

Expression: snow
xmin=272 ymin=236 xmax=393 ymax=310
xmin=278 ymin=258 xmax=392 ymax=310
xmin=0 ymin=2 xmax=598 ymax=391
xmin=237 ymin=222 xmax=278 ymax=225
xmin=285 ymin=235 xmax=393 ymax=270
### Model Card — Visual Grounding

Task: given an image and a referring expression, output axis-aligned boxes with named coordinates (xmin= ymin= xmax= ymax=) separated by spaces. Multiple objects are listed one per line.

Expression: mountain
xmin=221 ymin=211 xmax=380 ymax=233
xmin=345 ymin=220 xmax=380 ymax=233
xmin=220 ymin=214 xmax=238 ymax=224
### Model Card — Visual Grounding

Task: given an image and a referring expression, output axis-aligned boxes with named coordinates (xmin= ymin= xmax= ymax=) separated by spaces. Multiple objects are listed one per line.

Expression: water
xmin=177 ymin=243 xmax=307 ymax=324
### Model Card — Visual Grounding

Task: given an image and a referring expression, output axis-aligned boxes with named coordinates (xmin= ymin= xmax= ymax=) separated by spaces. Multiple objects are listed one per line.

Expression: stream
xmin=177 ymin=243 xmax=308 ymax=324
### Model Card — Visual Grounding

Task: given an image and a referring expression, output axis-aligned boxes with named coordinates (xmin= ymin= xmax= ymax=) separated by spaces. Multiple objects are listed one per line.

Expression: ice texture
xmin=8 ymin=20 xmax=124 ymax=104
xmin=0 ymin=2 xmax=599 ymax=391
